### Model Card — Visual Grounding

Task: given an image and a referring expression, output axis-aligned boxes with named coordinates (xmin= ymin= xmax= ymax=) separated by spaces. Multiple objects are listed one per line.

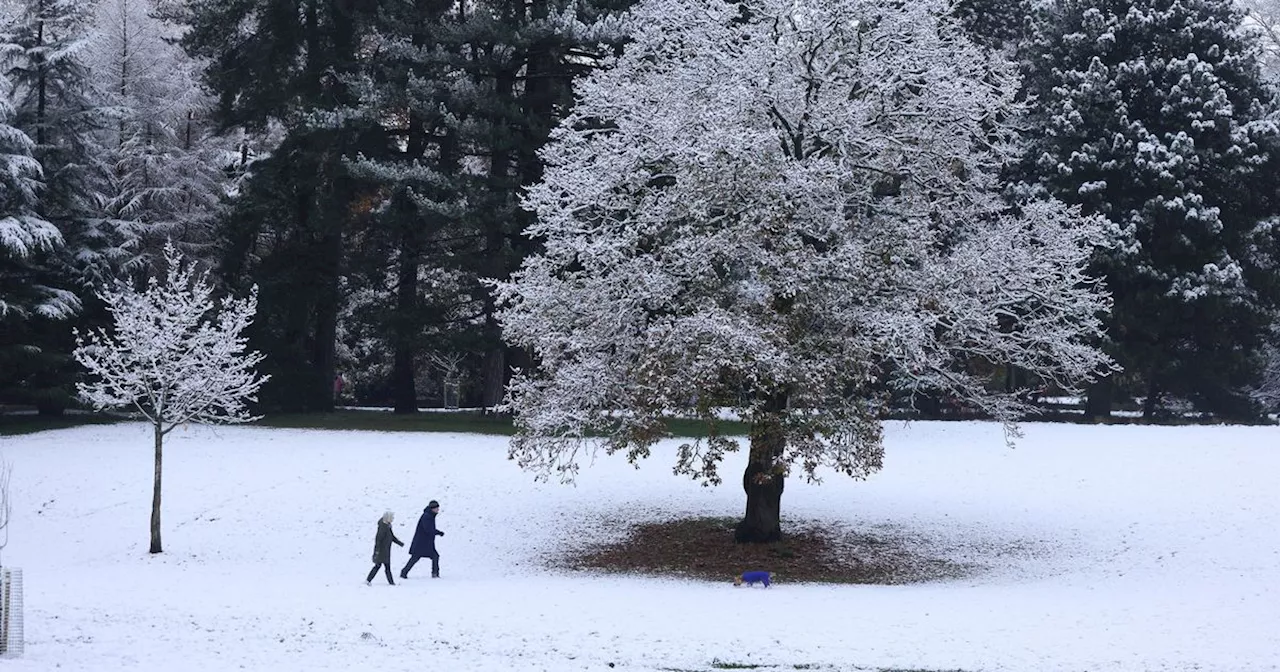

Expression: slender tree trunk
xmin=1142 ymin=372 xmax=1159 ymax=420
xmin=392 ymin=235 xmax=418 ymax=414
xmin=481 ymin=70 xmax=516 ymax=411
xmin=480 ymin=318 xmax=505 ymax=411
xmin=735 ymin=393 xmax=788 ymax=543
xmin=150 ymin=423 xmax=163 ymax=554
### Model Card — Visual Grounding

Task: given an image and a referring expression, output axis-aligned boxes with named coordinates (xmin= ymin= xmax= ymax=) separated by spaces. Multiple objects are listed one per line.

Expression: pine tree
xmin=1018 ymin=0 xmax=1280 ymax=419
xmin=0 ymin=1 xmax=109 ymax=413
xmin=336 ymin=0 xmax=628 ymax=412
xmin=953 ymin=0 xmax=1032 ymax=50
xmin=0 ymin=35 xmax=79 ymax=408
xmin=461 ymin=0 xmax=629 ymax=410
xmin=183 ymin=0 xmax=378 ymax=411
xmin=7 ymin=0 xmax=118 ymax=286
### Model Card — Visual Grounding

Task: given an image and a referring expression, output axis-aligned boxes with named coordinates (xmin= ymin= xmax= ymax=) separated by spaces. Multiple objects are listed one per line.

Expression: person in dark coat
xmin=366 ymin=510 xmax=404 ymax=585
xmin=400 ymin=500 xmax=444 ymax=579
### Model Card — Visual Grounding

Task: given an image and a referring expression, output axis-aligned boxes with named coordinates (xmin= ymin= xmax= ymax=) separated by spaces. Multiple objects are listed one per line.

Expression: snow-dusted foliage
xmin=0 ymin=47 xmax=76 ymax=320
xmin=74 ymin=242 xmax=266 ymax=429
xmin=1250 ymin=327 xmax=1280 ymax=409
xmin=73 ymin=242 xmax=267 ymax=553
xmin=84 ymin=0 xmax=233 ymax=264
xmin=498 ymin=0 xmax=1113 ymax=488
xmin=4 ymin=0 xmax=121 ymax=288
xmin=1020 ymin=0 xmax=1280 ymax=417
xmin=1241 ymin=0 xmax=1280 ymax=80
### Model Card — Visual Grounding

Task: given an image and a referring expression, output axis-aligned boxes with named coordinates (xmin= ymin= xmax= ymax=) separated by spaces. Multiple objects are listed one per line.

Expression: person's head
xmin=380 ymin=510 xmax=394 ymax=524
xmin=428 ymin=500 xmax=440 ymax=514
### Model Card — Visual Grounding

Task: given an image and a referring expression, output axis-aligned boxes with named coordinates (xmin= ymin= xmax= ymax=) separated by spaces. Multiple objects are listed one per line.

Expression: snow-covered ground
xmin=1 ymin=420 xmax=1277 ymax=672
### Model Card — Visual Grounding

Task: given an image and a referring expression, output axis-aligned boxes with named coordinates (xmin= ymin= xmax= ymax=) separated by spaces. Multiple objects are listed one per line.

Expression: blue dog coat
xmin=741 ymin=570 xmax=772 ymax=587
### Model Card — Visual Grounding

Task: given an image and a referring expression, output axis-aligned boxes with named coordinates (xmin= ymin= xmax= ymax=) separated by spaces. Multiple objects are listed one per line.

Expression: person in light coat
xmin=366 ymin=511 xmax=404 ymax=585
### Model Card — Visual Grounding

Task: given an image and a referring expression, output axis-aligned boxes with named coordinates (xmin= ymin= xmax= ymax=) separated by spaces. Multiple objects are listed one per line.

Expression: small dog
xmin=733 ymin=570 xmax=772 ymax=587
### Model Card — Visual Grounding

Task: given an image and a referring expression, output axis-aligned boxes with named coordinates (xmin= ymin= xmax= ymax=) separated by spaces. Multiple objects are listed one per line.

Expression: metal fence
xmin=0 ymin=568 xmax=23 ymax=657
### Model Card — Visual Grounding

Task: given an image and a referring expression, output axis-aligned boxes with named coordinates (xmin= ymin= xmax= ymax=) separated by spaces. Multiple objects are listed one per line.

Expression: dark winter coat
xmin=372 ymin=520 xmax=403 ymax=564
xmin=409 ymin=508 xmax=444 ymax=556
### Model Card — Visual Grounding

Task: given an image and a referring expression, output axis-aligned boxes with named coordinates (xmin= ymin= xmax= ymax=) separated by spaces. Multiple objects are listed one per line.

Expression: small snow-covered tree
xmin=73 ymin=243 xmax=267 ymax=553
xmin=497 ymin=0 xmax=1114 ymax=542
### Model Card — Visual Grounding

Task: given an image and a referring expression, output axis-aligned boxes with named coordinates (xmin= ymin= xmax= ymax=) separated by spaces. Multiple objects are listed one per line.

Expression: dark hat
xmin=428 ymin=500 xmax=440 ymax=509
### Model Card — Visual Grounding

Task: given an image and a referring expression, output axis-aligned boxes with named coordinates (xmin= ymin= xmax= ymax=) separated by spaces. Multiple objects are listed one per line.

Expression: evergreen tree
xmin=7 ymin=0 xmax=118 ymax=285
xmin=0 ymin=37 xmax=79 ymax=408
xmin=1018 ymin=0 xmax=1280 ymax=419
xmin=335 ymin=0 xmax=628 ymax=412
xmin=953 ymin=0 xmax=1032 ymax=50
xmin=1 ymin=0 xmax=114 ymax=413
xmin=183 ymin=0 xmax=631 ymax=412
xmin=183 ymin=0 xmax=379 ymax=411
xmin=339 ymin=0 xmax=473 ymax=413
xmin=85 ymin=0 xmax=234 ymax=266
xmin=461 ymin=0 xmax=629 ymax=410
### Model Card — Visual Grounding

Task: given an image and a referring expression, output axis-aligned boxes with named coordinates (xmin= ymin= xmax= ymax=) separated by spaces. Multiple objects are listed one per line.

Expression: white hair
xmin=380 ymin=511 xmax=394 ymax=524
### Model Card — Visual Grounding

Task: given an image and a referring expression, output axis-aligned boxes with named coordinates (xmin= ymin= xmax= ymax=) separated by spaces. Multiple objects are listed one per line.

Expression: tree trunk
xmin=150 ymin=423 xmax=163 ymax=554
xmin=480 ymin=69 xmax=516 ymax=413
xmin=1084 ymin=377 xmax=1113 ymax=421
xmin=311 ymin=148 xmax=346 ymax=413
xmin=480 ymin=328 xmax=505 ymax=411
xmin=735 ymin=393 xmax=787 ymax=543
xmin=1142 ymin=372 xmax=1159 ymax=421
xmin=392 ymin=234 xmax=418 ymax=414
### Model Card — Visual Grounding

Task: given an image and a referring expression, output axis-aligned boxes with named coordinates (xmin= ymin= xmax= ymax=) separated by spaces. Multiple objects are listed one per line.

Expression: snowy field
xmin=1 ymin=421 xmax=1277 ymax=672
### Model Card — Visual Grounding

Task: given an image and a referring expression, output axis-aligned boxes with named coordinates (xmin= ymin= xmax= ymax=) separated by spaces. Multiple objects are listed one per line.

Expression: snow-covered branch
xmin=74 ymin=242 xmax=268 ymax=430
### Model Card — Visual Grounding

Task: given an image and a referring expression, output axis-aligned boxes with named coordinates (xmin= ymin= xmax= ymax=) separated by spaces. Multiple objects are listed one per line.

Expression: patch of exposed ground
xmin=560 ymin=517 xmax=979 ymax=585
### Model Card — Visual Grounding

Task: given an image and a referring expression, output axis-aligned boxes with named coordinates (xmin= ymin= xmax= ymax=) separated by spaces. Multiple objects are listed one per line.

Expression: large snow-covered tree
xmin=1018 ymin=0 xmax=1280 ymax=419
xmin=497 ymin=0 xmax=1114 ymax=542
xmin=74 ymin=243 xmax=267 ymax=554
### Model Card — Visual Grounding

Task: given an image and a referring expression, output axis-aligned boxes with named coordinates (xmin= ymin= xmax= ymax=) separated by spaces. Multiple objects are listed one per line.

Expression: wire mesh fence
xmin=1 ymin=568 xmax=23 ymax=657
